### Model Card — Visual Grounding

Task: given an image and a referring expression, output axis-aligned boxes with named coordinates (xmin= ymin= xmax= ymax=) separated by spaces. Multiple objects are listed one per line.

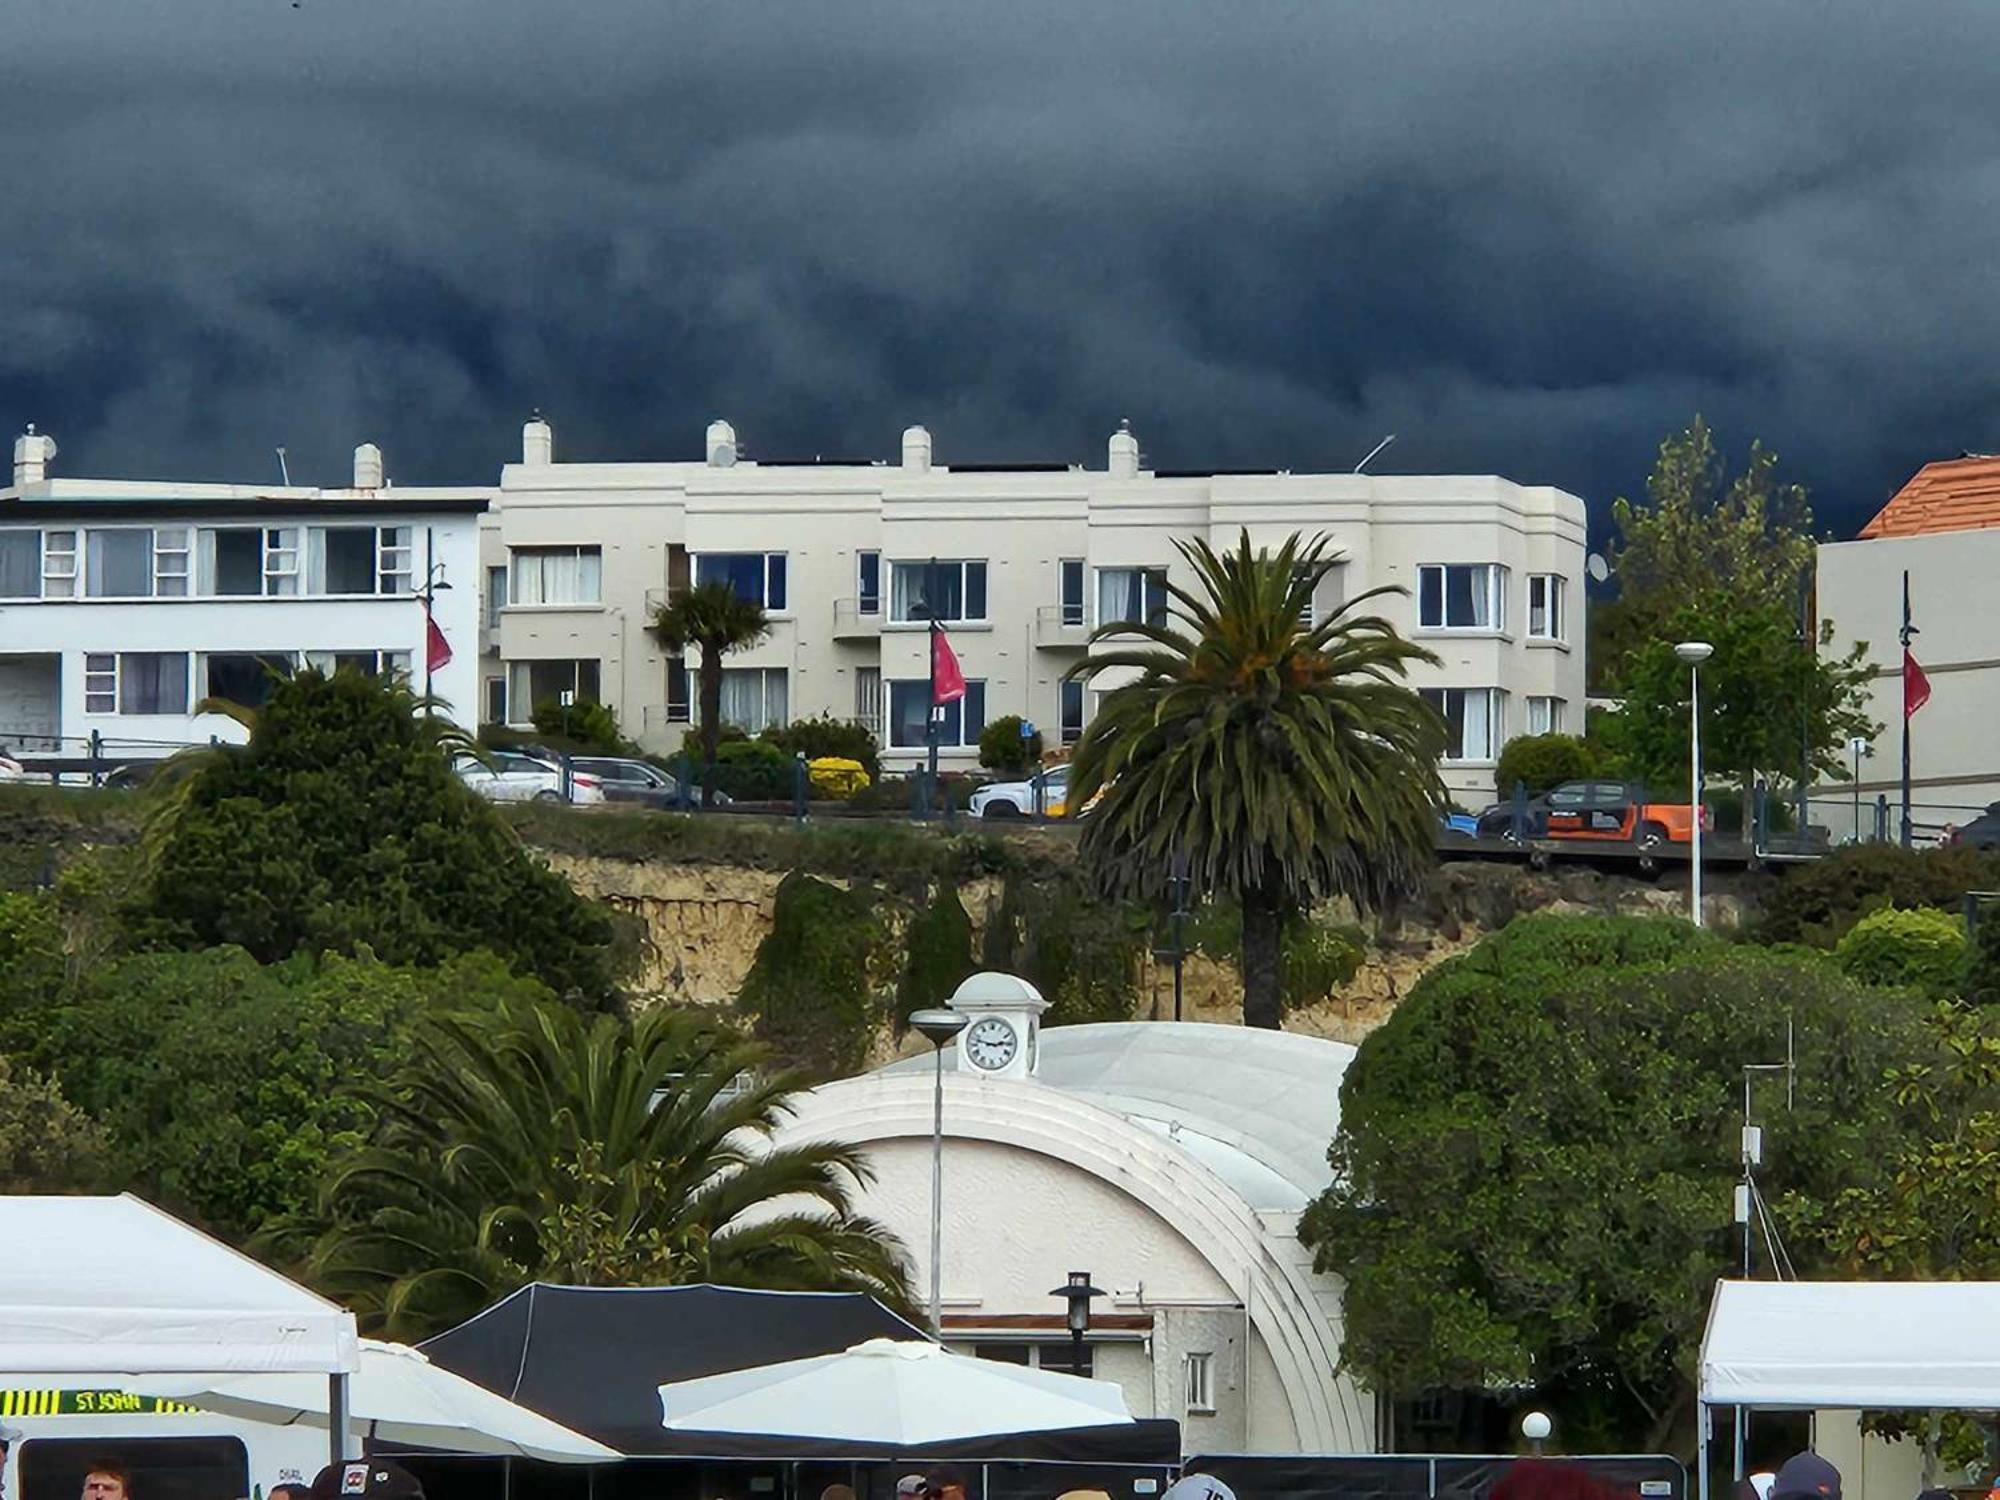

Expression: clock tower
xmin=947 ymin=971 xmax=1049 ymax=1083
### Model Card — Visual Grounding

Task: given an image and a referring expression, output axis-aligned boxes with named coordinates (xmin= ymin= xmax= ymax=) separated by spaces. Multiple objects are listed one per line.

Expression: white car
xmin=455 ymin=751 xmax=605 ymax=805
xmin=970 ymin=764 xmax=1069 ymax=819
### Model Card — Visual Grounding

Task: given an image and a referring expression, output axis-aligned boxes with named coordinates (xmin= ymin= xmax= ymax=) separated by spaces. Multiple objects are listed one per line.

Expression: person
xmin=1488 ymin=1461 xmax=1622 ymax=1500
xmin=1769 ymin=1453 xmax=1841 ymax=1500
xmin=924 ymin=1469 xmax=970 ymax=1500
xmin=0 ymin=1422 xmax=19 ymax=1500
xmin=894 ymin=1479 xmax=926 ymax=1500
xmin=307 ymin=1461 xmax=425 ymax=1500
xmin=81 ymin=1463 xmax=134 ymax=1500
xmin=272 ymin=1485 xmax=313 ymax=1500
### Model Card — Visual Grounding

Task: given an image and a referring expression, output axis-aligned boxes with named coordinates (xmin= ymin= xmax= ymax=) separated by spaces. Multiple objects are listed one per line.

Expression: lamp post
xmin=1848 ymin=735 xmax=1869 ymax=844
xmin=1675 ymin=641 xmax=1714 ymax=927
xmin=415 ymin=555 xmax=452 ymax=704
xmin=1521 ymin=1410 xmax=1552 ymax=1457
xmin=1049 ymin=1271 xmax=1106 ymax=1373
xmin=909 ymin=1006 xmax=969 ymax=1337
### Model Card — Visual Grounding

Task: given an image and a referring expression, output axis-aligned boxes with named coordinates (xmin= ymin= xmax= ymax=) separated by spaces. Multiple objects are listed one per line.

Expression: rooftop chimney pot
xmin=902 ymin=424 xmax=933 ymax=474
xmin=523 ymin=413 xmax=554 ymax=466
xmin=353 ymin=442 xmax=384 ymax=490
xmin=13 ymin=428 xmax=56 ymax=486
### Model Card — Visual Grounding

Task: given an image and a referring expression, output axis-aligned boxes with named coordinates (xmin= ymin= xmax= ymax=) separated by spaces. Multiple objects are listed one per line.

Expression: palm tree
xmin=650 ymin=580 xmax=772 ymax=805
xmin=270 ymin=1000 xmax=913 ymax=1338
xmin=1067 ymin=531 xmax=1447 ymax=1030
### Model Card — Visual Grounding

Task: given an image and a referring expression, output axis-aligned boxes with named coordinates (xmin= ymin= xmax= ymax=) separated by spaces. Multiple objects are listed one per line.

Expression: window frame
xmin=1526 ymin=695 xmax=1565 ymax=736
xmin=1527 ymin=573 xmax=1565 ymax=641
xmin=1420 ymin=686 xmax=1506 ymax=763
xmin=376 ymin=526 xmax=414 ymax=595
xmin=1095 ymin=566 xmax=1170 ymax=630
xmin=1059 ymin=559 xmax=1086 ymax=627
xmin=855 ymin=666 xmax=882 ymax=736
xmin=889 ymin=559 xmax=989 ymax=625
xmin=1417 ymin=563 xmax=1508 ymax=633
xmin=857 ymin=551 xmax=882 ymax=616
xmin=0 ymin=528 xmax=41 ymax=600
xmin=1059 ymin=678 xmax=1086 ymax=745
xmin=509 ymin=544 xmax=604 ymax=608
xmin=693 ymin=551 xmax=787 ymax=613
xmin=203 ymin=651 xmax=298 ymax=710
xmin=485 ymin=565 xmax=508 ymax=627
xmin=263 ymin=528 xmax=301 ymax=596
xmin=1185 ymin=1351 xmax=1216 ymax=1414
xmin=42 ymin=530 xmax=77 ymax=598
xmin=85 ymin=527 xmax=154 ymax=599
xmin=484 ymin=675 xmax=508 ymax=725
xmin=887 ymin=678 xmax=987 ymax=748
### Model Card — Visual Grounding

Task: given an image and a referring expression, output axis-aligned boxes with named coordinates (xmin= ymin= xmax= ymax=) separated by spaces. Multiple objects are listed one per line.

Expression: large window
xmin=511 ymin=545 xmax=603 ymax=606
xmin=203 ymin=652 xmax=295 ymax=710
xmin=507 ymin=659 xmax=602 ymax=722
xmin=1060 ymin=559 xmax=1086 ymax=626
xmin=86 ymin=529 xmax=152 ymax=597
xmin=713 ymin=667 xmax=789 ymax=735
xmin=83 ymin=653 xmax=190 ymax=715
xmin=857 ymin=551 xmax=881 ymax=616
xmin=0 ymin=530 xmax=39 ymax=598
xmin=890 ymin=560 xmax=986 ymax=623
xmin=1096 ymin=567 xmax=1168 ymax=628
xmin=202 ymin=527 xmax=264 ymax=595
xmin=1526 ymin=695 xmax=1565 ymax=736
xmin=1418 ymin=564 xmax=1507 ymax=631
xmin=1421 ymin=687 xmax=1505 ymax=762
xmin=1528 ymin=573 xmax=1566 ymax=641
xmin=888 ymin=679 xmax=987 ymax=748
xmin=696 ymin=552 xmax=786 ymax=611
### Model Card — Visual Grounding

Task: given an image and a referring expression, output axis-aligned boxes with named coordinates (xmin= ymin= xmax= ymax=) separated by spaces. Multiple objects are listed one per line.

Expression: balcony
xmin=832 ymin=599 xmax=883 ymax=640
xmin=1034 ymin=604 xmax=1089 ymax=651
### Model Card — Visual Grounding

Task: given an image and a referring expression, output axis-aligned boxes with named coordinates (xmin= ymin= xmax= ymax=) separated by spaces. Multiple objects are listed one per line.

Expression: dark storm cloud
xmin=4 ymin=0 xmax=1998 ymax=533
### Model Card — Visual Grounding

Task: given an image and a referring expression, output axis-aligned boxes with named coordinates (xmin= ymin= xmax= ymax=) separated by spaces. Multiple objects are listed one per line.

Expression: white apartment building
xmin=0 ymin=429 xmax=487 ymax=762
xmin=483 ymin=416 xmax=1587 ymax=801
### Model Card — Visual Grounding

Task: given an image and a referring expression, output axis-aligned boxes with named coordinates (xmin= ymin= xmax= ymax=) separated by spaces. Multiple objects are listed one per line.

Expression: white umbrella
xmin=657 ymin=1338 xmax=1133 ymax=1447
xmin=147 ymin=1338 xmax=618 ymax=1463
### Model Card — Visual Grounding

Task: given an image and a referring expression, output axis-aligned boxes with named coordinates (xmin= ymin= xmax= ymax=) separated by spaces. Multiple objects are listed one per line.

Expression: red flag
xmin=1903 ymin=648 xmax=1931 ymax=719
xmin=931 ymin=627 xmax=966 ymax=706
xmin=426 ymin=613 xmax=454 ymax=674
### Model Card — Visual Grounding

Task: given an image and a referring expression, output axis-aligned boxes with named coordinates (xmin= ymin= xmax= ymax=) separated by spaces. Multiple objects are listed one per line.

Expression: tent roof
xmin=0 ymin=1195 xmax=357 ymax=1375
xmin=1700 ymin=1280 xmax=2000 ymax=1409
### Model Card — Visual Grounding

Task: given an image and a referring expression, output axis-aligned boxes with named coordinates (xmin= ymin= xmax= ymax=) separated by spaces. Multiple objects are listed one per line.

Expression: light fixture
xmin=1049 ymin=1271 xmax=1106 ymax=1368
xmin=910 ymin=1007 xmax=970 ymax=1337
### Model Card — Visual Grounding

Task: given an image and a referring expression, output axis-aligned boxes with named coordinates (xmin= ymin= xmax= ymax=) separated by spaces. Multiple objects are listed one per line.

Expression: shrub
xmin=1753 ymin=844 xmax=2000 ymax=948
xmin=735 ymin=873 xmax=878 ymax=1075
xmin=1493 ymin=734 xmax=1600 ymax=800
xmin=846 ymin=772 xmax=982 ymax=814
xmin=979 ymin=716 xmax=1044 ymax=776
xmin=763 ymin=716 xmax=882 ymax=783
xmin=710 ymin=740 xmax=795 ymax=801
xmin=530 ymin=698 xmax=626 ymax=755
xmin=809 ymin=758 xmax=871 ymax=798
xmin=1835 ymin=906 xmax=1967 ymax=996
xmin=896 ymin=881 xmax=976 ymax=1029
xmin=981 ymin=868 xmax=1143 ymax=1025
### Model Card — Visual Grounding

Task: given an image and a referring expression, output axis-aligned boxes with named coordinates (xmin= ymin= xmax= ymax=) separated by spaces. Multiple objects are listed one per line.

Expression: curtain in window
xmin=719 ymin=669 xmax=784 ymax=733
xmin=120 ymin=653 xmax=189 ymax=715
xmin=1461 ymin=688 xmax=1492 ymax=759
xmin=87 ymin=531 xmax=151 ymax=597
xmin=1098 ymin=569 xmax=1143 ymax=626
xmin=0 ymin=533 xmax=36 ymax=597
xmin=1445 ymin=567 xmax=1491 ymax=628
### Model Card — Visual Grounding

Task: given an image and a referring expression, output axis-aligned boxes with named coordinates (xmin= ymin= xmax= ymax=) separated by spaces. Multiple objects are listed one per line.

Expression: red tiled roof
xmin=1861 ymin=455 xmax=2000 ymax=538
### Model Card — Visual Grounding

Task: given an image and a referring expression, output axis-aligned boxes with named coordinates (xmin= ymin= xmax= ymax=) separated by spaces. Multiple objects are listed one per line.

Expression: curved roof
xmin=879 ymin=1022 xmax=1353 ymax=1210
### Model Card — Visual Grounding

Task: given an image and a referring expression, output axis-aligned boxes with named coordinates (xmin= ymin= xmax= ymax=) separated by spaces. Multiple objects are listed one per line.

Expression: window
xmin=1186 ymin=1352 xmax=1216 ymax=1413
xmin=702 ymin=667 xmax=788 ymax=735
xmin=888 ymin=679 xmax=986 ymax=748
xmin=112 ymin=653 xmax=190 ymax=714
xmin=695 ymin=552 xmax=786 ymax=611
xmin=202 ymin=527 xmax=264 ymax=595
xmin=1060 ymin=678 xmax=1085 ymax=745
xmin=1096 ymin=567 xmax=1168 ymax=628
xmin=86 ymin=529 xmax=152 ymax=597
xmin=855 ymin=666 xmax=882 ymax=735
xmin=302 ymin=650 xmax=411 ymax=679
xmin=970 ymin=1343 xmax=1094 ymax=1378
xmin=890 ymin=560 xmax=987 ymax=623
xmin=263 ymin=528 xmax=300 ymax=595
xmin=42 ymin=530 xmax=76 ymax=598
xmin=507 ymin=659 xmax=602 ymax=722
xmin=1293 ymin=567 xmax=1317 ymax=629
xmin=666 ymin=661 xmax=692 ymax=723
xmin=1526 ymin=695 xmax=1565 ymax=736
xmin=1421 ymin=687 xmax=1505 ymax=762
xmin=484 ymin=675 xmax=507 ymax=725
xmin=1528 ymin=574 xmax=1565 ymax=641
xmin=1418 ymin=564 xmax=1507 ymax=631
xmin=205 ymin=652 xmax=295 ymax=710
xmin=377 ymin=526 xmax=413 ymax=594
xmin=512 ymin=546 xmax=604 ymax=606
xmin=312 ymin=527 xmax=379 ymax=595
xmin=153 ymin=528 xmax=189 ymax=597
xmin=857 ymin=551 xmax=881 ymax=615
xmin=486 ymin=565 xmax=508 ymax=627
xmin=0 ymin=531 xmax=38 ymax=598
xmin=83 ymin=655 xmax=116 ymax=714
xmin=1060 ymin=559 xmax=1086 ymax=626
xmin=21 ymin=1434 xmax=249 ymax=1500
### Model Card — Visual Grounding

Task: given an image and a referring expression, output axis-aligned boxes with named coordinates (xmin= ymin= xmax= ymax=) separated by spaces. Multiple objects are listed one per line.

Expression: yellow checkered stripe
xmin=0 ymin=1391 xmax=200 ymax=1417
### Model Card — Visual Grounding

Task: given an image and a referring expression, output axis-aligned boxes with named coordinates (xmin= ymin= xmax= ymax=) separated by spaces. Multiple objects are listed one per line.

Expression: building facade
xmin=760 ymin=976 xmax=1375 ymax=1456
xmin=481 ymin=416 xmax=1588 ymax=801
xmin=1816 ymin=454 xmax=2000 ymax=841
xmin=0 ymin=430 xmax=487 ymax=761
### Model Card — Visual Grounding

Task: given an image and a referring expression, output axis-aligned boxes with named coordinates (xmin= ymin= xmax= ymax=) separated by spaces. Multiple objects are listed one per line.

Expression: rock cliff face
xmin=544 ymin=847 xmax=1750 ymax=1046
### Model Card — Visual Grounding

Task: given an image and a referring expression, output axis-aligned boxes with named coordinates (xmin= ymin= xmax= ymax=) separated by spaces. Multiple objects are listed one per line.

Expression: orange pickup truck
xmin=1544 ymin=780 xmax=1710 ymax=849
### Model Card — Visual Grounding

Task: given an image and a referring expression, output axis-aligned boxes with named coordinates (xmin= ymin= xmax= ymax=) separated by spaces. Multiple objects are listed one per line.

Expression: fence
xmin=1185 ymin=1453 xmax=1686 ymax=1500
xmin=1800 ymin=791 xmax=1994 ymax=848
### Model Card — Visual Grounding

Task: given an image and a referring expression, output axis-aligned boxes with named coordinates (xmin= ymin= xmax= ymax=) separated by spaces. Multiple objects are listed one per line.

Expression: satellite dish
xmin=1162 ymin=1478 xmax=1236 ymax=1500
xmin=712 ymin=441 xmax=738 ymax=468
xmin=1586 ymin=553 xmax=1610 ymax=584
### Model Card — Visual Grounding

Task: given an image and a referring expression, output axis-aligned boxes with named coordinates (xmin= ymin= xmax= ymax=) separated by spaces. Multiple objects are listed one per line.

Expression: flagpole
xmin=926 ymin=556 xmax=941 ymax=819
xmin=1900 ymin=568 xmax=1912 ymax=849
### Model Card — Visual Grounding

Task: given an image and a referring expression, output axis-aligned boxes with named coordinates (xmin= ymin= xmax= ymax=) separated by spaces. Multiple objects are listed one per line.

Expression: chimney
xmin=706 ymin=419 xmax=739 ymax=467
xmin=352 ymin=442 xmax=384 ymax=490
xmin=1108 ymin=418 xmax=1140 ymax=479
xmin=523 ymin=412 xmax=554 ymax=466
xmin=12 ymin=425 xmax=56 ymax=486
xmin=901 ymin=424 xmax=933 ymax=474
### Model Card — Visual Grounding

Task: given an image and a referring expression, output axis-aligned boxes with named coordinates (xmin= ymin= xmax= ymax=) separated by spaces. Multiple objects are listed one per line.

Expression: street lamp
xmin=1848 ymin=735 xmax=1870 ymax=843
xmin=1521 ymin=1410 xmax=1553 ymax=1456
xmin=1048 ymin=1271 xmax=1106 ymax=1373
xmin=1675 ymin=641 xmax=1714 ymax=927
xmin=909 ymin=1006 xmax=969 ymax=1337
xmin=415 ymin=558 xmax=453 ymax=703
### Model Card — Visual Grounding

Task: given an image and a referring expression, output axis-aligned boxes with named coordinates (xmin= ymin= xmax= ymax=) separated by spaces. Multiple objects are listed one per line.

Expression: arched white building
xmin=764 ymin=977 xmax=1374 ymax=1456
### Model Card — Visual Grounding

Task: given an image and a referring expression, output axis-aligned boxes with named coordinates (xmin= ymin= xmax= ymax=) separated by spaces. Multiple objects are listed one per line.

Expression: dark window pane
xmin=120 ymin=653 xmax=188 ymax=714
xmin=858 ymin=552 xmax=881 ymax=612
xmin=1143 ymin=569 xmax=1168 ymax=627
xmin=1039 ymin=1343 xmax=1094 ymax=1377
xmin=577 ymin=659 xmax=601 ymax=702
xmin=1060 ymin=559 xmax=1085 ymax=624
xmin=213 ymin=528 xmax=262 ymax=595
xmin=668 ymin=662 xmax=691 ymax=719
xmin=1420 ymin=568 xmax=1443 ymax=627
xmin=485 ymin=676 xmax=507 ymax=723
xmin=696 ymin=553 xmax=766 ymax=606
xmin=973 ymin=1344 xmax=1032 ymax=1365
xmin=333 ymin=651 xmax=380 ymax=676
xmin=964 ymin=562 xmax=987 ymax=620
xmin=766 ymin=554 xmax=787 ymax=612
xmin=323 ymin=528 xmax=376 ymax=594
xmin=889 ymin=680 xmax=930 ymax=747
xmin=1061 ymin=679 xmax=1085 ymax=741
xmin=0 ymin=532 xmax=38 ymax=597
xmin=206 ymin=654 xmax=292 ymax=709
xmin=88 ymin=530 xmax=151 ymax=596
xmin=963 ymin=682 xmax=986 ymax=742
xmin=1445 ymin=566 xmax=1478 ymax=627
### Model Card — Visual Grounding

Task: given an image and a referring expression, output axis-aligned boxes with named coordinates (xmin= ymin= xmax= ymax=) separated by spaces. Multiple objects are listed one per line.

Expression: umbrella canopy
xmin=658 ymin=1338 xmax=1134 ymax=1447
xmin=149 ymin=1339 xmax=617 ymax=1463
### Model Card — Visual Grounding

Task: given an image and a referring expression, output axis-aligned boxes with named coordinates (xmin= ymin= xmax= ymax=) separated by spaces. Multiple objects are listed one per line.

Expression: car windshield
xmin=495 ymin=754 xmax=547 ymax=773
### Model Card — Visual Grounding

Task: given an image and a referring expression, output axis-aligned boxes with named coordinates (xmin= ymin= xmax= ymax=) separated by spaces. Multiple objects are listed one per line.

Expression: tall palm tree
xmin=269 ymin=1000 xmax=912 ymax=1338
xmin=650 ymin=581 xmax=771 ymax=805
xmin=1067 ymin=531 xmax=1447 ymax=1029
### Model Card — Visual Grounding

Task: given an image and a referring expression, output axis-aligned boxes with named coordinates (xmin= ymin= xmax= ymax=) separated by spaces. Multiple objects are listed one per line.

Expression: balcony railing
xmin=832 ymin=598 xmax=883 ymax=639
xmin=1034 ymin=604 xmax=1090 ymax=650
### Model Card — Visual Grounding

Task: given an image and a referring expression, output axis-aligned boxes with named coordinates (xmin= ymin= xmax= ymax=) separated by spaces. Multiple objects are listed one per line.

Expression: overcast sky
xmin=3 ymin=0 xmax=1994 ymax=536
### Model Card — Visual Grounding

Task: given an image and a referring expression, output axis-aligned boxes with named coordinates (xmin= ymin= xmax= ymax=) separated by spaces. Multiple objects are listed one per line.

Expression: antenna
xmin=275 ymin=447 xmax=292 ymax=487
xmin=1353 ymin=433 xmax=1397 ymax=473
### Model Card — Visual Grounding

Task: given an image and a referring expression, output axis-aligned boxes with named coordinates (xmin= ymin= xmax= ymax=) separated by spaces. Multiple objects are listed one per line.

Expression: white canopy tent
xmin=0 ymin=1196 xmax=360 ymax=1467
xmin=1697 ymin=1281 xmax=2000 ymax=1500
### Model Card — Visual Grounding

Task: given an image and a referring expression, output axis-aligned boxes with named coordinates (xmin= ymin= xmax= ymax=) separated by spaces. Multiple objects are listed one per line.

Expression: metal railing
xmin=831 ymin=598 xmax=882 ymax=637
xmin=1034 ymin=603 xmax=1089 ymax=649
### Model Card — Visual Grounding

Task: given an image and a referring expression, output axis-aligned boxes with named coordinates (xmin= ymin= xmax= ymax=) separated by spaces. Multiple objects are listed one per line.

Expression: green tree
xmin=282 ymin=1000 xmax=912 ymax=1338
xmin=735 ymin=872 xmax=879 ymax=1074
xmin=1301 ymin=914 xmax=1932 ymax=1451
xmin=978 ymin=716 xmax=1044 ymax=775
xmin=1493 ymin=733 xmax=1604 ymax=799
xmin=1755 ymin=844 xmax=2000 ymax=948
xmin=1067 ymin=531 xmax=1445 ymax=1029
xmin=0 ymin=1054 xmax=108 ymax=1193
xmin=650 ymin=581 xmax=772 ymax=807
xmin=1835 ymin=906 xmax=1967 ymax=999
xmin=137 ymin=669 xmax=617 ymax=1006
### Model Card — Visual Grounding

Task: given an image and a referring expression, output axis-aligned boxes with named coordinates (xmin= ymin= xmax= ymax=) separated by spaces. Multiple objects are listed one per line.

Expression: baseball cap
xmin=896 ymin=1480 xmax=927 ymax=1498
xmin=308 ymin=1463 xmax=424 ymax=1500
xmin=1770 ymin=1453 xmax=1840 ymax=1500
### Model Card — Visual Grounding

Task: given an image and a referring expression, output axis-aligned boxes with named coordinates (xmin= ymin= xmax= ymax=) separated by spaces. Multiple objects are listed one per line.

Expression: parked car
xmin=0 ymin=754 xmax=24 ymax=784
xmin=1543 ymin=780 xmax=1707 ymax=848
xmin=569 ymin=755 xmax=736 ymax=809
xmin=455 ymin=751 xmax=604 ymax=805
xmin=1439 ymin=810 xmax=1480 ymax=837
xmin=1474 ymin=780 xmax=1601 ymax=840
xmin=970 ymin=764 xmax=1070 ymax=819
xmin=1948 ymin=804 xmax=2000 ymax=850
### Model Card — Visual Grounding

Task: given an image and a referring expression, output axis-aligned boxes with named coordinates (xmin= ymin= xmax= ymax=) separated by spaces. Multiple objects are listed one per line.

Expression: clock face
xmin=964 ymin=1017 xmax=1019 ymax=1071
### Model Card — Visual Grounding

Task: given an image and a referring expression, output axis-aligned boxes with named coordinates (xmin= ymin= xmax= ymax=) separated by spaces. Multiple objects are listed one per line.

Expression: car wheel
xmin=981 ymin=801 xmax=1022 ymax=820
xmin=534 ymin=790 xmax=562 ymax=804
